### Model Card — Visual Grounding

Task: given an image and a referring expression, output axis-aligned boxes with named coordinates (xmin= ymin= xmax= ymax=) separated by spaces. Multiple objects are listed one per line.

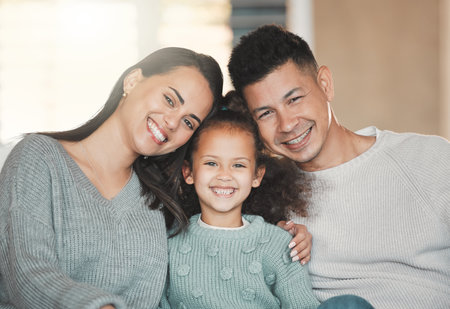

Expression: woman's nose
xmin=164 ymin=112 xmax=180 ymax=131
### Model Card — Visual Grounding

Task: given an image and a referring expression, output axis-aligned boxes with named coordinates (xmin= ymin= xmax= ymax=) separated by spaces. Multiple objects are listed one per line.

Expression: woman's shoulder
xmin=1 ymin=134 xmax=61 ymax=176
xmin=11 ymin=134 xmax=59 ymax=157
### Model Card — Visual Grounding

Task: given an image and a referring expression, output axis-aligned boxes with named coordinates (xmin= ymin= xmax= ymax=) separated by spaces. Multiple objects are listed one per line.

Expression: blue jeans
xmin=318 ymin=295 xmax=374 ymax=309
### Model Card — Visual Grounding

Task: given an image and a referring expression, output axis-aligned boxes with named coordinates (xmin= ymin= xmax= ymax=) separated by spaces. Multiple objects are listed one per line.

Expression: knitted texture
xmin=0 ymin=134 xmax=168 ymax=309
xmin=291 ymin=126 xmax=450 ymax=309
xmin=160 ymin=214 xmax=320 ymax=309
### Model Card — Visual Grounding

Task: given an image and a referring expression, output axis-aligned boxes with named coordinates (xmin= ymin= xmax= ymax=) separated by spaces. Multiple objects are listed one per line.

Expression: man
xmin=228 ymin=24 xmax=449 ymax=308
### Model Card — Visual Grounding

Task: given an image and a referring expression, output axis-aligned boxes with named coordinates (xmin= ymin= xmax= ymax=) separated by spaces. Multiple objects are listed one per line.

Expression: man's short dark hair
xmin=228 ymin=24 xmax=318 ymax=94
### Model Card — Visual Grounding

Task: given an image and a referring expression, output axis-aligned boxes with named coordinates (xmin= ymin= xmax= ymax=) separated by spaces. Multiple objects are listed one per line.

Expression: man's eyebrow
xmin=169 ymin=87 xmax=184 ymax=104
xmin=252 ymin=105 xmax=270 ymax=115
xmin=282 ymin=87 xmax=301 ymax=100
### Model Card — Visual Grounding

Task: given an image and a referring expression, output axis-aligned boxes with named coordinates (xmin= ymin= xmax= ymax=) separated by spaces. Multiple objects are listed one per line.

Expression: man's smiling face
xmin=243 ymin=60 xmax=334 ymax=167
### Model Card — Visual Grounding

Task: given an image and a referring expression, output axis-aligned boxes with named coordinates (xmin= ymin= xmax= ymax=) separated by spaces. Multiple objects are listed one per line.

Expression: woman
xmin=0 ymin=47 xmax=223 ymax=309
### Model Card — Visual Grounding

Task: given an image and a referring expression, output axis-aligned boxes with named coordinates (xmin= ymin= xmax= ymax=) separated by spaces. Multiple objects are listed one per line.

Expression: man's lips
xmin=281 ymin=127 xmax=312 ymax=149
xmin=283 ymin=127 xmax=312 ymax=145
xmin=147 ymin=118 xmax=168 ymax=145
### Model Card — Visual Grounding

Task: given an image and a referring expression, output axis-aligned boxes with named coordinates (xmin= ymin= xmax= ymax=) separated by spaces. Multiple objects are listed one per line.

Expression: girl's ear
xmin=182 ymin=160 xmax=194 ymax=184
xmin=252 ymin=165 xmax=266 ymax=188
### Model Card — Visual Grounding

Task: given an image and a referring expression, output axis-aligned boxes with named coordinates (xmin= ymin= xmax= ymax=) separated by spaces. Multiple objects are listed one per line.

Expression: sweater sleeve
xmin=415 ymin=136 xmax=450 ymax=226
xmin=389 ymin=134 xmax=450 ymax=227
xmin=263 ymin=226 xmax=320 ymax=309
xmin=0 ymin=139 xmax=126 ymax=309
xmin=158 ymin=273 xmax=171 ymax=309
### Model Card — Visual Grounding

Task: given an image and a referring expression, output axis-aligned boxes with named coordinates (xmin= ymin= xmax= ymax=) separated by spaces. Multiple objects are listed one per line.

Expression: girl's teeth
xmin=148 ymin=119 xmax=167 ymax=142
xmin=286 ymin=128 xmax=311 ymax=145
xmin=212 ymin=188 xmax=235 ymax=195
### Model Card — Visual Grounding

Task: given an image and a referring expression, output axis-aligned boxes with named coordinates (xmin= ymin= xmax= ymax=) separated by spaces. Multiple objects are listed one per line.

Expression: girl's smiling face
xmin=182 ymin=126 xmax=265 ymax=227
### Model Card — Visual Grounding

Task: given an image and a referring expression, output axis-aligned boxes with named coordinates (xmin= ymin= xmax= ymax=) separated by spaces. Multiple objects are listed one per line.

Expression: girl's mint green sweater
xmin=160 ymin=214 xmax=320 ymax=309
xmin=0 ymin=134 xmax=168 ymax=309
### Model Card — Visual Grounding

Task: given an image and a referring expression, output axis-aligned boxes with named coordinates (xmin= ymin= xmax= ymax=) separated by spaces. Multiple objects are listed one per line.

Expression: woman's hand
xmin=277 ymin=220 xmax=312 ymax=265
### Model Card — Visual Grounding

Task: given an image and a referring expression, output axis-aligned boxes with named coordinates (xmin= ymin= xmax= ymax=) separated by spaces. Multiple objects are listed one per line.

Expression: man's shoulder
xmin=358 ymin=126 xmax=449 ymax=155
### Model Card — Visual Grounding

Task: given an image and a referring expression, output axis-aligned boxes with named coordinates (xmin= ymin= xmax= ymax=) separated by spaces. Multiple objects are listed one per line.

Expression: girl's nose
xmin=217 ymin=167 xmax=232 ymax=181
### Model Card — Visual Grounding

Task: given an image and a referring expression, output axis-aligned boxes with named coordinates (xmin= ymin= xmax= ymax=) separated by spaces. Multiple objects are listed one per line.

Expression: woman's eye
xmin=183 ymin=118 xmax=194 ymax=130
xmin=164 ymin=95 xmax=175 ymax=107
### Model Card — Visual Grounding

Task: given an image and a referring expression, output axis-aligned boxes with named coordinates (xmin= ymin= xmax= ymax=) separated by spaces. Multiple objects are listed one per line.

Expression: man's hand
xmin=277 ymin=220 xmax=312 ymax=265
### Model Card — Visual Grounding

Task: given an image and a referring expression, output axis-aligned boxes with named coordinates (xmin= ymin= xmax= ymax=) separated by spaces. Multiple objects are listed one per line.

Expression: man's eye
xmin=257 ymin=110 xmax=272 ymax=120
xmin=288 ymin=96 xmax=302 ymax=104
xmin=164 ymin=95 xmax=175 ymax=107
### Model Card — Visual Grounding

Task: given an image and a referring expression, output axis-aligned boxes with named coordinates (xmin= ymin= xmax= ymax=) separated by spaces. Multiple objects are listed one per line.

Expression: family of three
xmin=0 ymin=25 xmax=448 ymax=308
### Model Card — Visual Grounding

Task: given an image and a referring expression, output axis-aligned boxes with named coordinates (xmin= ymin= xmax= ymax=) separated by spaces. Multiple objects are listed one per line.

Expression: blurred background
xmin=0 ymin=0 xmax=448 ymax=164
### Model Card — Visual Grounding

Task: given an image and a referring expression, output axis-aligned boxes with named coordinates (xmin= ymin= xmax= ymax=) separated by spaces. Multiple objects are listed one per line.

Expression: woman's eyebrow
xmin=190 ymin=114 xmax=201 ymax=124
xmin=169 ymin=86 xmax=202 ymax=124
xmin=169 ymin=87 xmax=184 ymax=104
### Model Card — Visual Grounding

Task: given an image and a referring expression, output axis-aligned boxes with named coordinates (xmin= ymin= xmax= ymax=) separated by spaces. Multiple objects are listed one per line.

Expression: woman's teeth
xmin=148 ymin=119 xmax=167 ymax=143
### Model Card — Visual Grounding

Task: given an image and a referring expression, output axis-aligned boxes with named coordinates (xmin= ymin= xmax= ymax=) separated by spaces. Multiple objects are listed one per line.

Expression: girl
xmin=159 ymin=91 xmax=374 ymax=309
xmin=0 ymin=47 xmax=223 ymax=309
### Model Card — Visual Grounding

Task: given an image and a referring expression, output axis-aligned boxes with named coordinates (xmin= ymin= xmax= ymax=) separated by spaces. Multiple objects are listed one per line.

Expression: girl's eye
xmin=164 ymin=95 xmax=175 ymax=107
xmin=257 ymin=110 xmax=272 ymax=120
xmin=233 ymin=163 xmax=246 ymax=168
xmin=205 ymin=162 xmax=217 ymax=166
xmin=183 ymin=118 xmax=194 ymax=130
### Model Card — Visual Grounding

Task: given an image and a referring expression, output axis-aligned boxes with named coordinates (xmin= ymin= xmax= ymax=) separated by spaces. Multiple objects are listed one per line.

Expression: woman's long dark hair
xmin=40 ymin=47 xmax=223 ymax=231
xmin=179 ymin=91 xmax=310 ymax=228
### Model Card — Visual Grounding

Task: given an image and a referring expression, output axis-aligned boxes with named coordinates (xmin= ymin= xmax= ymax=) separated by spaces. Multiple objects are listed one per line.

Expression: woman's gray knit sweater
xmin=0 ymin=134 xmax=168 ymax=309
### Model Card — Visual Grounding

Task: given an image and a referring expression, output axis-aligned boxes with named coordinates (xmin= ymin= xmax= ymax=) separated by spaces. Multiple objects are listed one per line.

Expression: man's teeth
xmin=148 ymin=119 xmax=167 ymax=142
xmin=286 ymin=128 xmax=311 ymax=145
xmin=212 ymin=188 xmax=235 ymax=195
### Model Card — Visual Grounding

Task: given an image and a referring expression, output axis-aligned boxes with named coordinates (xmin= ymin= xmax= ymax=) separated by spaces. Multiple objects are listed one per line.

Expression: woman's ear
xmin=123 ymin=68 xmax=144 ymax=95
xmin=182 ymin=160 xmax=194 ymax=184
xmin=252 ymin=165 xmax=266 ymax=188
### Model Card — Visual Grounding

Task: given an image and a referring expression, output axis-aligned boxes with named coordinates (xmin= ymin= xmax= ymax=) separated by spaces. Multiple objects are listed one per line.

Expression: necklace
xmin=80 ymin=140 xmax=106 ymax=194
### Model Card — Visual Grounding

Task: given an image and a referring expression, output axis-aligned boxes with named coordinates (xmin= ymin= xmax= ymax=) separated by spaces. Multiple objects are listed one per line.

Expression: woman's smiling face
xmin=118 ymin=66 xmax=214 ymax=157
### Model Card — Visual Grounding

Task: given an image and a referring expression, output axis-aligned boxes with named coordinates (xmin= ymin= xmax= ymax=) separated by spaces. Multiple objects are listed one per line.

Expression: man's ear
xmin=252 ymin=165 xmax=266 ymax=188
xmin=123 ymin=68 xmax=144 ymax=95
xmin=317 ymin=65 xmax=334 ymax=102
xmin=182 ymin=161 xmax=194 ymax=184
